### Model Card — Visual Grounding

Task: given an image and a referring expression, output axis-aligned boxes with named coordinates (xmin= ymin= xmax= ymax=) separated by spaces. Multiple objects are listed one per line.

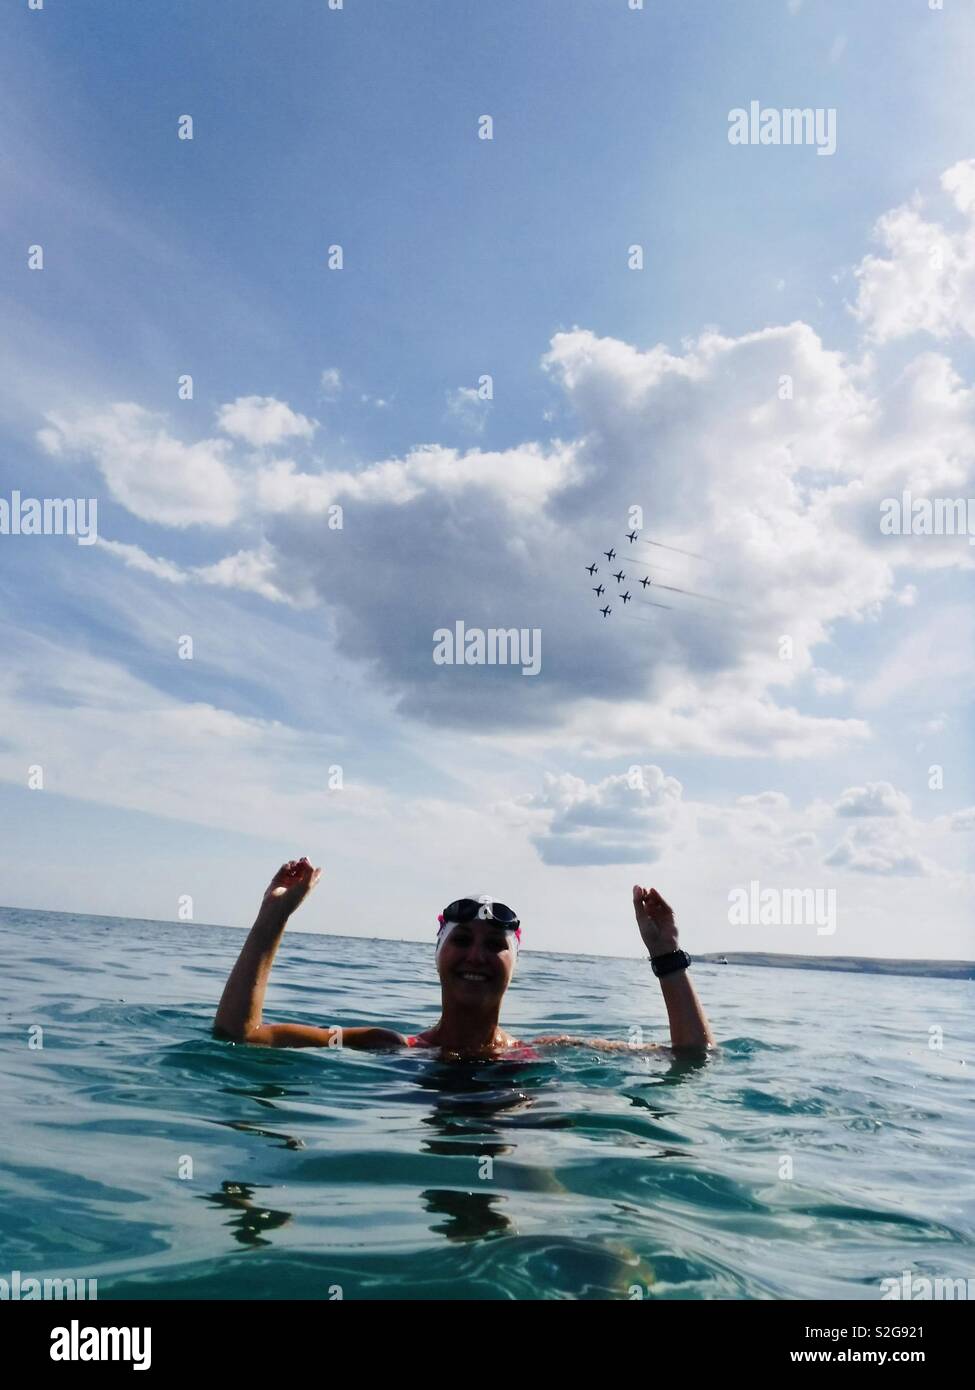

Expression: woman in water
xmin=214 ymin=858 xmax=715 ymax=1056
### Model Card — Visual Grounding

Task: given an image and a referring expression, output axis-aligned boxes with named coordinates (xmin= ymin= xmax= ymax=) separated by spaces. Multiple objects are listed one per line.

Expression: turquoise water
xmin=1 ymin=906 xmax=972 ymax=1300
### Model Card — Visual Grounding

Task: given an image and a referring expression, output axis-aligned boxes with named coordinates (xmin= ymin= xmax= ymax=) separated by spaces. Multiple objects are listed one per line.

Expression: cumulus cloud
xmin=62 ymin=304 xmax=971 ymax=753
xmin=853 ymin=159 xmax=975 ymax=342
xmin=724 ymin=777 xmax=945 ymax=878
xmin=507 ymin=767 xmax=952 ymax=880
xmin=834 ymin=782 xmax=912 ymax=817
xmin=514 ymin=765 xmax=683 ymax=866
xmin=242 ymin=316 xmax=899 ymax=748
xmin=715 ymin=775 xmax=943 ymax=880
xmin=255 ymin=439 xmax=579 ymax=519
xmin=821 ymin=779 xmax=942 ymax=876
xmin=215 ymin=395 xmax=317 ymax=447
xmin=825 ymin=821 xmax=935 ymax=876
xmin=44 ymin=163 xmax=975 ymax=758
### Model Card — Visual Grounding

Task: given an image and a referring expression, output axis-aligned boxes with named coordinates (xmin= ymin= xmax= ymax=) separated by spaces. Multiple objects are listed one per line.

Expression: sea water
xmin=0 ymin=907 xmax=971 ymax=1301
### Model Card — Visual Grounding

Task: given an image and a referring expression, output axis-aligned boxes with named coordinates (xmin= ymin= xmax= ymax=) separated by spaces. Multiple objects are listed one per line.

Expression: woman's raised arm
xmin=633 ymin=884 xmax=714 ymax=1051
xmin=214 ymin=858 xmax=323 ymax=1041
xmin=213 ymin=859 xmax=405 ymax=1050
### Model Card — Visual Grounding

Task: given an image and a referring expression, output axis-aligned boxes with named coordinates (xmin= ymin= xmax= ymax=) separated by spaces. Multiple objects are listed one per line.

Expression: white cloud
xmin=97 ymin=538 xmax=189 ymax=585
xmin=514 ymin=765 xmax=683 ymax=866
xmin=0 ymin=627 xmax=388 ymax=842
xmin=853 ymin=160 xmax=975 ymax=342
xmin=35 ymin=426 xmax=64 ymax=455
xmin=319 ymin=368 xmax=342 ymax=400
xmin=257 ymin=438 xmax=580 ymax=517
xmin=50 ymin=296 xmax=972 ymax=757
xmin=446 ymin=385 xmax=489 ymax=434
xmin=216 ymin=395 xmax=317 ymax=447
xmin=37 ymin=402 xmax=240 ymax=526
xmin=737 ymin=791 xmax=790 ymax=810
xmin=98 ymin=537 xmax=303 ymax=605
xmin=196 ymin=545 xmax=298 ymax=605
xmin=812 ymin=668 xmax=847 ymax=694
xmin=35 ymin=164 xmax=975 ymax=762
xmin=506 ymin=767 xmax=955 ymax=886
xmin=825 ymin=820 xmax=935 ymax=876
xmin=511 ymin=676 xmax=872 ymax=761
xmin=823 ymin=781 xmax=944 ymax=878
xmin=834 ymin=782 xmax=912 ymax=818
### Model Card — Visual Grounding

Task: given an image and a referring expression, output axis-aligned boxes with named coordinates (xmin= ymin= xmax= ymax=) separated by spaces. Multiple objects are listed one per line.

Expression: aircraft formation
xmin=586 ymin=528 xmax=723 ymax=619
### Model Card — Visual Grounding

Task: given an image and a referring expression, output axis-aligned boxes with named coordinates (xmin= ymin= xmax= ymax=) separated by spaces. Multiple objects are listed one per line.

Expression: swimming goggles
xmin=440 ymin=897 xmax=520 ymax=929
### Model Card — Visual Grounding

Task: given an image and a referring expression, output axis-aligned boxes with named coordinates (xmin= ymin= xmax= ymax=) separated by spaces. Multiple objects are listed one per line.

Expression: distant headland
xmin=695 ymin=952 xmax=973 ymax=981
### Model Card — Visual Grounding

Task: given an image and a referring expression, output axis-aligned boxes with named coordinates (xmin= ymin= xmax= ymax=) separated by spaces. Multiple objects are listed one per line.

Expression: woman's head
xmin=435 ymin=896 xmax=520 ymax=1008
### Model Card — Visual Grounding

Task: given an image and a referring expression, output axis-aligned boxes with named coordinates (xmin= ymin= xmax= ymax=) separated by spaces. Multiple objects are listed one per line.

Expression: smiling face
xmin=436 ymin=919 xmax=517 ymax=1007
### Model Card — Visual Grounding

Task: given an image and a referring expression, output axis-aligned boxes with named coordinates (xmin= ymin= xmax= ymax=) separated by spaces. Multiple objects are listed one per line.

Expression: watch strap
xmin=650 ymin=948 xmax=691 ymax=977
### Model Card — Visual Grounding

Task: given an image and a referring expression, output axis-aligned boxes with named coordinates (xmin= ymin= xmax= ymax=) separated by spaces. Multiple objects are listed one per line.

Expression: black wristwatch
xmin=649 ymin=949 xmax=691 ymax=978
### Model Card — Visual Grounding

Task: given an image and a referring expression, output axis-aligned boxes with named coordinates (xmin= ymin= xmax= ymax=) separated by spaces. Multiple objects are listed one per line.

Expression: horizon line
xmin=0 ymin=903 xmax=971 ymax=970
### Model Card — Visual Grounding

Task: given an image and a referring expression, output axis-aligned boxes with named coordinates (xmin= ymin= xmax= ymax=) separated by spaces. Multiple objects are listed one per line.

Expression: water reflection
xmin=197 ymin=1180 xmax=292 ymax=1247
xmin=214 ymin=1117 xmax=305 ymax=1149
xmin=421 ymin=1188 xmax=512 ymax=1242
xmin=201 ymin=1047 xmax=705 ymax=1251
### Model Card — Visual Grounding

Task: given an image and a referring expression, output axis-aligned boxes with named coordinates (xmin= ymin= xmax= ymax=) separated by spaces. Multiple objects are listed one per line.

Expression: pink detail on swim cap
xmin=437 ymin=913 xmax=445 ymax=926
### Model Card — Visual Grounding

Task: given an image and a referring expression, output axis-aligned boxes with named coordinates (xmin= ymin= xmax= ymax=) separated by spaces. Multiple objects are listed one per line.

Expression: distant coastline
xmin=0 ymin=907 xmax=971 ymax=980
xmin=695 ymin=952 xmax=973 ymax=981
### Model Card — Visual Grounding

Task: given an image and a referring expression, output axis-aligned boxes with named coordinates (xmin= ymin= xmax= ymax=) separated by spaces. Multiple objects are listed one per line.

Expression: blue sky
xmin=1 ymin=0 xmax=974 ymax=960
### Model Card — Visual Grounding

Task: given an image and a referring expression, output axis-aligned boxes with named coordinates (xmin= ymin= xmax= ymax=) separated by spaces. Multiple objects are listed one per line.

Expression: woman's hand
xmin=632 ymin=884 xmax=679 ymax=958
xmin=262 ymin=858 xmax=322 ymax=920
